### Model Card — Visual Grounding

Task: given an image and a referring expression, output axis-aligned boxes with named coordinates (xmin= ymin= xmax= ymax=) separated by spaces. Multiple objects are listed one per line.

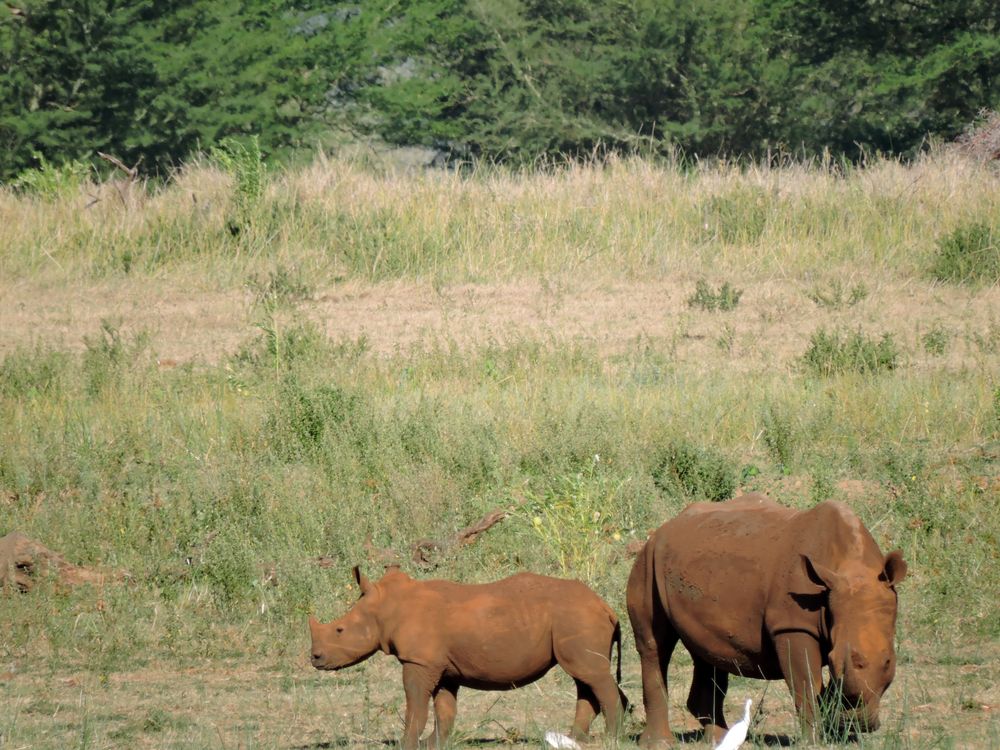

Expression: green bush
xmin=0 ymin=345 xmax=69 ymax=398
xmin=930 ymin=223 xmax=1000 ymax=285
xmin=687 ymin=279 xmax=743 ymax=312
xmin=922 ymin=322 xmax=952 ymax=356
xmin=700 ymin=187 xmax=771 ymax=245
xmin=11 ymin=152 xmax=89 ymax=199
xmin=807 ymin=280 xmax=869 ymax=309
xmin=801 ymin=328 xmax=900 ymax=376
xmin=211 ymin=136 xmax=266 ymax=233
xmin=652 ymin=440 xmax=737 ymax=502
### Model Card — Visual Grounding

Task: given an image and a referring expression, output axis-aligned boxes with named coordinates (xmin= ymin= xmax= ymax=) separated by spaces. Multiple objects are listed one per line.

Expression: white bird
xmin=544 ymin=731 xmax=582 ymax=750
xmin=714 ymin=698 xmax=752 ymax=750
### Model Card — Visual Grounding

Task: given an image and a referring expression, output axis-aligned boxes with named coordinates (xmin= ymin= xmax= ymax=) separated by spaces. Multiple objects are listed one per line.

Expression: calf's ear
xmin=880 ymin=550 xmax=907 ymax=587
xmin=352 ymin=565 xmax=373 ymax=595
xmin=802 ymin=554 xmax=844 ymax=590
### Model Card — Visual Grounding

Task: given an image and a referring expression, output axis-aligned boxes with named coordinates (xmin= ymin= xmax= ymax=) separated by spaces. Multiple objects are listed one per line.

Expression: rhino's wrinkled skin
xmin=627 ymin=495 xmax=907 ymax=745
xmin=310 ymin=567 xmax=628 ymax=749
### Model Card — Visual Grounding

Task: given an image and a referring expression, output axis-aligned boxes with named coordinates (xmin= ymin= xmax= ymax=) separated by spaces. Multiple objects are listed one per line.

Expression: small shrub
xmin=652 ymin=441 xmax=737 ymax=502
xmin=12 ymin=152 xmax=90 ymax=199
xmin=801 ymin=328 xmax=900 ymax=376
xmin=761 ymin=403 xmax=799 ymax=468
xmin=716 ymin=323 xmax=737 ymax=353
xmin=521 ymin=465 xmax=633 ymax=581
xmin=82 ymin=319 xmax=150 ymax=396
xmin=246 ymin=265 xmax=314 ymax=309
xmin=0 ymin=345 xmax=69 ymax=398
xmin=231 ymin=320 xmax=333 ymax=373
xmin=211 ymin=136 xmax=266 ymax=231
xmin=688 ymin=279 xmax=743 ymax=311
xmin=701 ymin=186 xmax=771 ymax=244
xmin=921 ymin=322 xmax=952 ymax=356
xmin=267 ymin=378 xmax=367 ymax=459
xmin=807 ymin=280 xmax=869 ymax=309
xmin=930 ymin=223 xmax=1000 ymax=285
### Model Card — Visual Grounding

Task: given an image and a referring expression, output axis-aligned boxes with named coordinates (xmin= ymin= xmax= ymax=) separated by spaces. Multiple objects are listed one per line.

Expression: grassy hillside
xmin=1 ymin=151 xmax=999 ymax=748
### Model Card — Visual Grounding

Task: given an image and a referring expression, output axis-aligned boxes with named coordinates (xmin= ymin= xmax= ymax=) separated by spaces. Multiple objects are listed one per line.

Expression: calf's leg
xmin=556 ymin=641 xmax=624 ymax=739
xmin=401 ymin=663 xmax=436 ymax=750
xmin=429 ymin=681 xmax=459 ymax=749
xmin=570 ymin=679 xmax=599 ymax=739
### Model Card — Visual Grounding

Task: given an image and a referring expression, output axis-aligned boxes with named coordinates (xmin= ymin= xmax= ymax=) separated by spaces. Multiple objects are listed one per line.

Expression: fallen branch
xmin=411 ymin=508 xmax=508 ymax=568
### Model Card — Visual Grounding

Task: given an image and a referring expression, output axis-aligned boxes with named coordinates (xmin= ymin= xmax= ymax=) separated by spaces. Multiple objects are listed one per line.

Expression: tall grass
xmin=2 ymin=151 xmax=999 ymax=284
xmin=2 ymin=150 xmax=999 ymax=748
xmin=1 ymin=322 xmax=997 ymax=668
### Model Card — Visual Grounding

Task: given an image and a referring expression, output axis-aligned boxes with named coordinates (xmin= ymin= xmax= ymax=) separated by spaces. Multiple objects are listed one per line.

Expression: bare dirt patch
xmin=2 ymin=276 xmax=998 ymax=373
xmin=2 ymin=644 xmax=997 ymax=749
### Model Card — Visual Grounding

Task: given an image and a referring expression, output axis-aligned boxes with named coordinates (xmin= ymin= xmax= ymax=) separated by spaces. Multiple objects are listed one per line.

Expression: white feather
xmin=544 ymin=731 xmax=582 ymax=750
xmin=714 ymin=698 xmax=752 ymax=750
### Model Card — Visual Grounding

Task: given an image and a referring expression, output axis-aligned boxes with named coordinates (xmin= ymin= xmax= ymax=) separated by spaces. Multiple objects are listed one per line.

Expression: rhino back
xmin=385 ymin=573 xmax=610 ymax=686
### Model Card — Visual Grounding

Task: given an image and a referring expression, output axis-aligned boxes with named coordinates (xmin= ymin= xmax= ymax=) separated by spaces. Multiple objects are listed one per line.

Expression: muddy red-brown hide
xmin=309 ymin=566 xmax=627 ymax=749
xmin=627 ymin=495 xmax=906 ymax=745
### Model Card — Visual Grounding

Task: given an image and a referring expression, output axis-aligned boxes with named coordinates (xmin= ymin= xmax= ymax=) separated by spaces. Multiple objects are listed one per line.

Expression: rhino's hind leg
xmin=556 ymin=639 xmax=623 ymax=739
xmin=570 ymin=679 xmax=600 ymax=739
xmin=686 ymin=657 xmax=729 ymax=743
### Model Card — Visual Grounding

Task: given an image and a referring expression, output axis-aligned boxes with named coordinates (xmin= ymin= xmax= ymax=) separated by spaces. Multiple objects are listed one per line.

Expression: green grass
xmin=2 ymin=150 xmax=1000 ymax=748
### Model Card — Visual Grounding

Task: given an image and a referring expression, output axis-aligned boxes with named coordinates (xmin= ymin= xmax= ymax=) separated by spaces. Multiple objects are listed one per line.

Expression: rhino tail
xmin=613 ymin=618 xmax=622 ymax=686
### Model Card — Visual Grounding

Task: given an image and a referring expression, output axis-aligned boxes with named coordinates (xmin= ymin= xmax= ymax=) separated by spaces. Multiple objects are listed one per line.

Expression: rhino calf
xmin=310 ymin=566 xmax=628 ymax=749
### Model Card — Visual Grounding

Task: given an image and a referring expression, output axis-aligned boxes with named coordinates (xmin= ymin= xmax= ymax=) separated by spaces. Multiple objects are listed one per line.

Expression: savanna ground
xmin=1 ymin=150 xmax=999 ymax=748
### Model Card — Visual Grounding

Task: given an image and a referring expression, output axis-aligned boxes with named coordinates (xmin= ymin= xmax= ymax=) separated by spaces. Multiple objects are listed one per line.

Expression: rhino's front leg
xmin=773 ymin=631 xmax=824 ymax=741
xmin=429 ymin=681 xmax=459 ymax=749
xmin=401 ymin=663 xmax=437 ymax=750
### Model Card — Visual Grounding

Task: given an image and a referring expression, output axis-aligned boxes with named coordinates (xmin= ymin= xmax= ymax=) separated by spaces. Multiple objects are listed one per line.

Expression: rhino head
xmin=805 ymin=549 xmax=907 ymax=733
xmin=309 ymin=565 xmax=385 ymax=671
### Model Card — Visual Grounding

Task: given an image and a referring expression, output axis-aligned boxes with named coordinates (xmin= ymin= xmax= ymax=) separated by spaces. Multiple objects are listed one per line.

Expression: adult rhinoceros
xmin=627 ymin=494 xmax=907 ymax=745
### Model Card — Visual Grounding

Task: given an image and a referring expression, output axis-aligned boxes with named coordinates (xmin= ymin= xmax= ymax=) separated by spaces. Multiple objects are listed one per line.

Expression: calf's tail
xmin=613 ymin=620 xmax=622 ymax=686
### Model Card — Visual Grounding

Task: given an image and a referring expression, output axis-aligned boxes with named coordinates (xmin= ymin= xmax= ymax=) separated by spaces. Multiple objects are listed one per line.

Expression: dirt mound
xmin=0 ymin=532 xmax=119 ymax=592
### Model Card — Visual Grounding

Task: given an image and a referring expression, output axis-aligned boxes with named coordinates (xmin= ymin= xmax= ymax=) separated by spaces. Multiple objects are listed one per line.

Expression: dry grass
xmin=1 ymin=150 xmax=998 ymax=284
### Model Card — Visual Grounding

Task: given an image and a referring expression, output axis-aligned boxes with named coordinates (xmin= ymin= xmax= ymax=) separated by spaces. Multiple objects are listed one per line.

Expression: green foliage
xmin=520 ymin=463 xmax=632 ymax=582
xmin=81 ymin=319 xmax=150 ymax=396
xmin=0 ymin=344 xmax=69 ymax=398
xmin=11 ymin=151 xmax=89 ymax=198
xmin=701 ymin=187 xmax=772 ymax=245
xmin=211 ymin=136 xmax=266 ymax=230
xmin=1 ymin=0 xmax=997 ymax=176
xmin=807 ymin=280 xmax=869 ymax=309
xmin=801 ymin=328 xmax=900 ymax=376
xmin=651 ymin=440 xmax=737 ymax=502
xmin=0 ymin=0 xmax=330 ymax=179
xmin=930 ymin=223 xmax=1000 ymax=285
xmin=687 ymin=279 xmax=743 ymax=312
xmin=922 ymin=322 xmax=953 ymax=357
xmin=761 ymin=402 xmax=799 ymax=468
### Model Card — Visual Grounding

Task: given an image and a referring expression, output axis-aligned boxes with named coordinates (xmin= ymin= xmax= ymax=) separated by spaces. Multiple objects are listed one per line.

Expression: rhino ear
xmin=352 ymin=565 xmax=373 ymax=595
xmin=308 ymin=614 xmax=319 ymax=630
xmin=880 ymin=550 xmax=907 ymax=587
xmin=802 ymin=554 xmax=844 ymax=590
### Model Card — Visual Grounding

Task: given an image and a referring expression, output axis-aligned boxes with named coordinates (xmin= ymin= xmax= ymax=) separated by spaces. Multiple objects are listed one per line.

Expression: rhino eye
xmin=336 ymin=626 xmax=344 ymax=634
